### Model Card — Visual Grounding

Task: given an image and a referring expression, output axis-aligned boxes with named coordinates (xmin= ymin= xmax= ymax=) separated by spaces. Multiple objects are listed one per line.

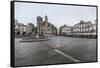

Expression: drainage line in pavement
xmin=41 ymin=42 xmax=82 ymax=62
xmin=54 ymin=49 xmax=81 ymax=62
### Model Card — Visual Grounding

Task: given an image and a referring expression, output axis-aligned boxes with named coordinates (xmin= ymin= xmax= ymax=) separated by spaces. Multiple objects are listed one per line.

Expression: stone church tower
xmin=44 ymin=14 xmax=48 ymax=34
xmin=37 ymin=14 xmax=48 ymax=35
xmin=37 ymin=16 xmax=43 ymax=34
xmin=45 ymin=14 xmax=48 ymax=22
xmin=37 ymin=14 xmax=58 ymax=36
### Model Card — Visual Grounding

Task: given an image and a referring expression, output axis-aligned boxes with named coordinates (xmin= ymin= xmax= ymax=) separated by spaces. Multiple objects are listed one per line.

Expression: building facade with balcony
xmin=73 ymin=21 xmax=92 ymax=33
xmin=59 ymin=20 xmax=97 ymax=38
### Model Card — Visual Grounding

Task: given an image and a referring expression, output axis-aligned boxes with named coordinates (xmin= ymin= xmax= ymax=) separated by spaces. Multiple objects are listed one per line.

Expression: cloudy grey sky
xmin=15 ymin=2 xmax=96 ymax=29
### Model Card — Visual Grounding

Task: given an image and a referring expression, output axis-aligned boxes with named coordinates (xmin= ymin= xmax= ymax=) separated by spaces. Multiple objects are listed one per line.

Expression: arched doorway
xmin=23 ymin=32 xmax=26 ymax=36
xmin=17 ymin=31 xmax=20 ymax=35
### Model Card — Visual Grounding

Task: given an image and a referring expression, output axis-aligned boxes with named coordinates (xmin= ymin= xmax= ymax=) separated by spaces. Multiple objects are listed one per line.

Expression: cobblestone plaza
xmin=15 ymin=36 xmax=97 ymax=66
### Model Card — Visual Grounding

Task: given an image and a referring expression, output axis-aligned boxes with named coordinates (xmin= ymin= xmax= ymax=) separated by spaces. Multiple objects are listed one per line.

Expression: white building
xmin=15 ymin=20 xmax=34 ymax=36
xmin=73 ymin=21 xmax=92 ymax=33
xmin=59 ymin=24 xmax=72 ymax=36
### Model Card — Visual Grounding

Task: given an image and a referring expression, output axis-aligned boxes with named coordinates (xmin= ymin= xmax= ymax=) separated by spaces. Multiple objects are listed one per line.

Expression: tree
xmin=90 ymin=29 xmax=95 ymax=33
xmin=27 ymin=23 xmax=35 ymax=32
xmin=15 ymin=19 xmax=18 ymax=23
xmin=27 ymin=23 xmax=34 ymax=27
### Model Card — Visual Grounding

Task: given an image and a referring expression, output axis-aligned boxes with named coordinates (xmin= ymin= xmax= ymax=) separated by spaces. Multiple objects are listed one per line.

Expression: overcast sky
xmin=15 ymin=2 xmax=96 ymax=29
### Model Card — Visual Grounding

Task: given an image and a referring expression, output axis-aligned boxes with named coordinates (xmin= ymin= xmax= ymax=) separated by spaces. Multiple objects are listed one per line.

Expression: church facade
xmin=37 ymin=15 xmax=58 ymax=36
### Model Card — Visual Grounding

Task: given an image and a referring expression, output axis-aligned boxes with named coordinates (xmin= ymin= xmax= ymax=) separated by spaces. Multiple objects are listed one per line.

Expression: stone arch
xmin=23 ymin=32 xmax=26 ymax=35
xmin=17 ymin=31 xmax=20 ymax=35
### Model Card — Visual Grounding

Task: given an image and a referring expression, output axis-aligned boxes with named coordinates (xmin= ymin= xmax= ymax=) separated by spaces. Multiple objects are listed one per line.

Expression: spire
xmin=45 ymin=14 xmax=48 ymax=22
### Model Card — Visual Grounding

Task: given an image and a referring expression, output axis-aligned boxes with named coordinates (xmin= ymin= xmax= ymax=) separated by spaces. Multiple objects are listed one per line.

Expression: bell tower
xmin=45 ymin=14 xmax=48 ymax=22
xmin=44 ymin=14 xmax=48 ymax=34
xmin=37 ymin=16 xmax=43 ymax=34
